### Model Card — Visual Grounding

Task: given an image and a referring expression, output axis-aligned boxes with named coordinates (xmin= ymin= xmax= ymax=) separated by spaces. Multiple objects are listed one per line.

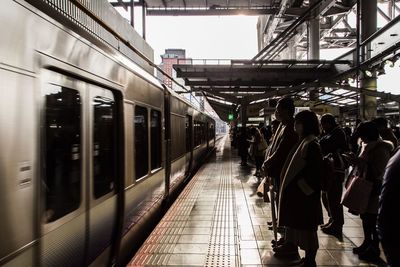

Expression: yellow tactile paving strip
xmin=128 ymin=136 xmax=387 ymax=267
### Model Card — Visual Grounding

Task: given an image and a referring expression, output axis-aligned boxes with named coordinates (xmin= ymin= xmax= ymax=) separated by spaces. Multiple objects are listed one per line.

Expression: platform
xmin=128 ymin=136 xmax=387 ymax=266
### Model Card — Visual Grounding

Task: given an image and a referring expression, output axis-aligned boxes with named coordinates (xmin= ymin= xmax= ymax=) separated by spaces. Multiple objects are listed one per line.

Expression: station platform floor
xmin=128 ymin=136 xmax=387 ymax=266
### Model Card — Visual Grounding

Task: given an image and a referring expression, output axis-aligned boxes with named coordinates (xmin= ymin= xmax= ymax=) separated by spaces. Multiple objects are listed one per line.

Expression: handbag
xmin=257 ymin=138 xmax=268 ymax=152
xmin=341 ymin=167 xmax=373 ymax=215
xmin=257 ymin=177 xmax=270 ymax=202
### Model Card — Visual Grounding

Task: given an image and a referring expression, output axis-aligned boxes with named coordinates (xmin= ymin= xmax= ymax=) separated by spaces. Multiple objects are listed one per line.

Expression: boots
xmin=358 ymin=243 xmax=380 ymax=262
xmin=352 ymin=240 xmax=370 ymax=254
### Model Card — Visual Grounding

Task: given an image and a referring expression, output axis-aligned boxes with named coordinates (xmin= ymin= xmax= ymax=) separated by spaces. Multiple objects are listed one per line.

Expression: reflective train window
xmin=151 ymin=109 xmax=162 ymax=170
xmin=135 ymin=106 xmax=149 ymax=178
xmin=43 ymin=85 xmax=81 ymax=223
xmin=93 ymin=90 xmax=117 ymax=199
xmin=186 ymin=115 xmax=192 ymax=153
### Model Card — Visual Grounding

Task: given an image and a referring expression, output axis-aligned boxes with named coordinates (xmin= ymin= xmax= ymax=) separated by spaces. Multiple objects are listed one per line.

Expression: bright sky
xmin=146 ymin=16 xmax=259 ymax=64
xmin=113 ymin=4 xmax=400 ymax=95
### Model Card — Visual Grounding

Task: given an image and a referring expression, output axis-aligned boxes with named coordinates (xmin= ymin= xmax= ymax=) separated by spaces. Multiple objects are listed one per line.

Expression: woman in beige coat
xmin=275 ymin=110 xmax=323 ymax=267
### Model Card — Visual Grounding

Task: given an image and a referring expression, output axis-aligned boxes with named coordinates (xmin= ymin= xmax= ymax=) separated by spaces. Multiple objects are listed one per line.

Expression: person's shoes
xmin=273 ymin=242 xmax=299 ymax=257
xmin=294 ymin=258 xmax=316 ymax=267
xmin=320 ymin=220 xmax=332 ymax=229
xmin=271 ymin=237 xmax=285 ymax=248
xmin=290 ymin=257 xmax=305 ymax=266
xmin=352 ymin=241 xmax=370 ymax=254
xmin=321 ymin=226 xmax=342 ymax=239
xmin=358 ymin=245 xmax=380 ymax=262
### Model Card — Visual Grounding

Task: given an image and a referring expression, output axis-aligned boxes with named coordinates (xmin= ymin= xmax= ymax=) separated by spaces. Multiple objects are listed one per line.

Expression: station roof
xmin=174 ymin=59 xmax=351 ymax=89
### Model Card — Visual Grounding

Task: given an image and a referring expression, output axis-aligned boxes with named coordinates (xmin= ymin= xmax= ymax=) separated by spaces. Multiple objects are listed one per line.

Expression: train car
xmin=0 ymin=1 xmax=215 ymax=266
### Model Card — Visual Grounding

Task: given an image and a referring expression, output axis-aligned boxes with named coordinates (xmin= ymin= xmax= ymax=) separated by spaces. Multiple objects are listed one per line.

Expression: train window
xmin=186 ymin=115 xmax=192 ymax=153
xmin=151 ymin=109 xmax=162 ymax=170
xmin=135 ymin=106 xmax=148 ymax=178
xmin=43 ymin=85 xmax=81 ymax=223
xmin=93 ymin=91 xmax=117 ymax=199
xmin=194 ymin=120 xmax=199 ymax=147
xmin=209 ymin=124 xmax=215 ymax=141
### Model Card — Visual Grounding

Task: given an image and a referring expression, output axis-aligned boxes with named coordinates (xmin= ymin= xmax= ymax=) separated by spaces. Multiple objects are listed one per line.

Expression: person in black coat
xmin=319 ymin=114 xmax=349 ymax=238
xmin=378 ymin=149 xmax=400 ymax=267
xmin=237 ymin=127 xmax=249 ymax=166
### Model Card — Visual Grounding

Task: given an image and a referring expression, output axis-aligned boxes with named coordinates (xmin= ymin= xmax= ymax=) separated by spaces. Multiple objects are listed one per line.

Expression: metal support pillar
xmin=240 ymin=100 xmax=248 ymax=127
xmin=288 ymin=38 xmax=297 ymax=60
xmin=308 ymin=0 xmax=319 ymax=101
xmin=130 ymin=0 xmax=134 ymax=28
xmin=360 ymin=0 xmax=377 ymax=120
xmin=142 ymin=0 xmax=146 ymax=40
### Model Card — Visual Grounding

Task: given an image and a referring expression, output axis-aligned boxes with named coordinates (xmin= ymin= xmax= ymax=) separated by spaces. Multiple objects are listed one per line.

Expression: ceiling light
xmin=376 ymin=64 xmax=385 ymax=76
xmin=364 ymin=69 xmax=374 ymax=77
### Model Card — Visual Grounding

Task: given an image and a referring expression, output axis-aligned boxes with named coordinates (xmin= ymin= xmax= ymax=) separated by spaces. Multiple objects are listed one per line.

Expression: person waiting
xmin=378 ymin=149 xmax=400 ymax=267
xmin=276 ymin=110 xmax=323 ymax=267
xmin=343 ymin=121 xmax=393 ymax=261
xmin=263 ymin=97 xmax=298 ymax=256
xmin=319 ymin=114 xmax=349 ymax=238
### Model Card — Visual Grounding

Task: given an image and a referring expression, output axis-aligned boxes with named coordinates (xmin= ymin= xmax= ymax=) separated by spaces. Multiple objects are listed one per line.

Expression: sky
xmin=113 ymin=4 xmax=400 ymax=95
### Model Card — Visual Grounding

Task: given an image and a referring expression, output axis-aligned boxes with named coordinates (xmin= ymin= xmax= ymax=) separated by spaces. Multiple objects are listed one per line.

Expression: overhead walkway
xmin=128 ymin=136 xmax=387 ymax=266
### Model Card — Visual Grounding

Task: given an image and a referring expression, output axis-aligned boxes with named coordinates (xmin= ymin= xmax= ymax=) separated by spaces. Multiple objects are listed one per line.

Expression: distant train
xmin=0 ymin=1 xmax=215 ymax=266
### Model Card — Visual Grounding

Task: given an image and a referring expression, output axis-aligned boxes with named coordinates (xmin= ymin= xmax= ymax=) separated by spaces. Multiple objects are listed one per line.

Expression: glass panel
xmin=44 ymin=85 xmax=81 ymax=223
xmin=93 ymin=91 xmax=117 ymax=199
xmin=186 ymin=115 xmax=192 ymax=153
xmin=135 ymin=106 xmax=148 ymax=178
xmin=194 ymin=120 xmax=199 ymax=147
xmin=151 ymin=110 xmax=162 ymax=170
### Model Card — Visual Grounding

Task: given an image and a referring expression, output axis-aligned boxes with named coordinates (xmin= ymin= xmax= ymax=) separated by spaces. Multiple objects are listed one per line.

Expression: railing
xmin=335 ymin=12 xmax=400 ymax=72
xmin=176 ymin=59 xmax=233 ymax=65
xmin=28 ymin=0 xmax=154 ymax=73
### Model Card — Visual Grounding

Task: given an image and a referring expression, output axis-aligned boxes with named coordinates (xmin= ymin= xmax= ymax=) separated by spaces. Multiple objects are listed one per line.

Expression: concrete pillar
xmin=359 ymin=0 xmax=377 ymax=120
xmin=308 ymin=0 xmax=320 ymax=60
xmin=308 ymin=0 xmax=319 ymax=101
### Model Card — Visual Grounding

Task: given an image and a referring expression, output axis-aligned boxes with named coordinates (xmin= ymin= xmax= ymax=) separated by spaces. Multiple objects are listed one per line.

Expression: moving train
xmin=0 ymin=1 xmax=215 ymax=266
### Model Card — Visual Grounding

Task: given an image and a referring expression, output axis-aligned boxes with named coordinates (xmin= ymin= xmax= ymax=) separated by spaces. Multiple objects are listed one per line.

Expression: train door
xmin=206 ymin=122 xmax=209 ymax=150
xmin=164 ymin=88 xmax=171 ymax=197
xmin=40 ymin=71 xmax=87 ymax=266
xmin=185 ymin=115 xmax=193 ymax=174
xmin=86 ymin=84 xmax=122 ymax=266
xmin=39 ymin=71 xmax=123 ymax=266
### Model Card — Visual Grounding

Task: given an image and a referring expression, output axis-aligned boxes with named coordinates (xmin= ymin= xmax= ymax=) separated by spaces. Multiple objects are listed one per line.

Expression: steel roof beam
xmin=146 ymin=8 xmax=276 ymax=15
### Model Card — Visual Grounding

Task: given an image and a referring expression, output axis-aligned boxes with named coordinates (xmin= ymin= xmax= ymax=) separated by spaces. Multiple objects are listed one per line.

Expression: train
xmin=0 ymin=0 xmax=216 ymax=266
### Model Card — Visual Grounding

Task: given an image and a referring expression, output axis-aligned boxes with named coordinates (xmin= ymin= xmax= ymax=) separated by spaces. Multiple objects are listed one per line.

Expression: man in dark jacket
xmin=263 ymin=97 xmax=298 ymax=256
xmin=378 ymin=149 xmax=400 ymax=267
xmin=319 ymin=114 xmax=349 ymax=238
xmin=372 ymin=117 xmax=398 ymax=149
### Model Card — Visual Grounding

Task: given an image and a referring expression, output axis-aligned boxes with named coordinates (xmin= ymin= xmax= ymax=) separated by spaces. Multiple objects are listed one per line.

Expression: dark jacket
xmin=237 ymin=130 xmax=249 ymax=157
xmin=354 ymin=140 xmax=393 ymax=214
xmin=278 ymin=136 xmax=324 ymax=231
xmin=319 ymin=126 xmax=348 ymax=171
xmin=264 ymin=120 xmax=298 ymax=178
xmin=378 ymin=150 xmax=400 ymax=266
xmin=380 ymin=128 xmax=398 ymax=149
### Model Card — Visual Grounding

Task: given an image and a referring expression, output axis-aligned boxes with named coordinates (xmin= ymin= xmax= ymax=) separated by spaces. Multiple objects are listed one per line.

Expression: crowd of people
xmin=230 ymin=97 xmax=400 ymax=267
